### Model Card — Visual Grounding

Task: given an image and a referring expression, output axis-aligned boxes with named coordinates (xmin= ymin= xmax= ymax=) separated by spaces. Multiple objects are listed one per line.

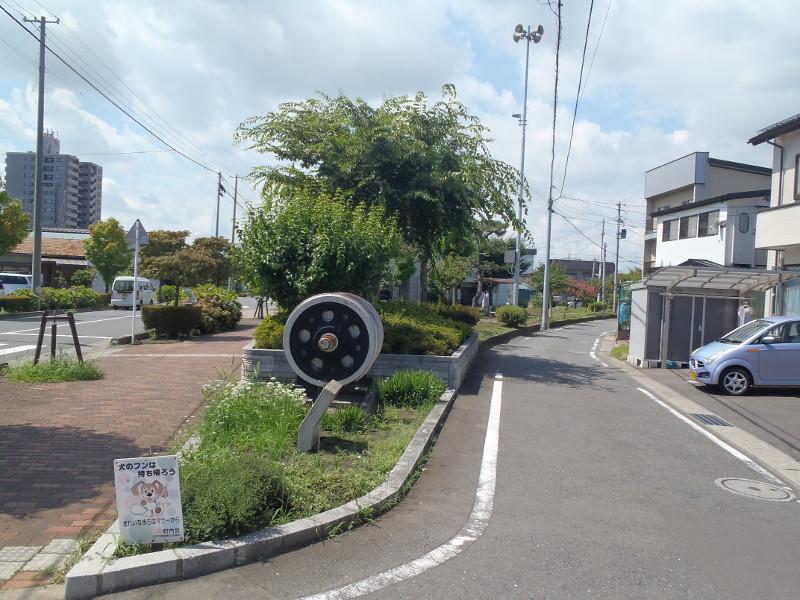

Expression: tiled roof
xmin=11 ymin=234 xmax=87 ymax=258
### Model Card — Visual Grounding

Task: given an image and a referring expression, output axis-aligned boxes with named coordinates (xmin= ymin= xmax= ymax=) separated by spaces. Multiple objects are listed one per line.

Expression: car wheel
xmin=719 ymin=367 xmax=751 ymax=396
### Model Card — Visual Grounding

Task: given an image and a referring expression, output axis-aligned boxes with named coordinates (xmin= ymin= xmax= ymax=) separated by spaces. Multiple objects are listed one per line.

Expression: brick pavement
xmin=0 ymin=319 xmax=259 ymax=589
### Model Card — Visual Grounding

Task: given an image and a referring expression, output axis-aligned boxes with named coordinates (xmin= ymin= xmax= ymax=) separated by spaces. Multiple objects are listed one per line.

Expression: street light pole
xmin=512 ymin=24 xmax=543 ymax=307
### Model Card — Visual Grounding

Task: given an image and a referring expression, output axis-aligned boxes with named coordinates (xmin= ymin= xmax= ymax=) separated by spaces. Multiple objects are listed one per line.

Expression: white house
xmin=748 ymin=114 xmax=800 ymax=316
xmin=642 ymin=153 xmax=771 ymax=275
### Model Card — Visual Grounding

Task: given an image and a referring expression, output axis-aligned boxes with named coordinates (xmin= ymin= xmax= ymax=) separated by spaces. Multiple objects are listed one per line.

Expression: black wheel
xmin=719 ymin=367 xmax=751 ymax=396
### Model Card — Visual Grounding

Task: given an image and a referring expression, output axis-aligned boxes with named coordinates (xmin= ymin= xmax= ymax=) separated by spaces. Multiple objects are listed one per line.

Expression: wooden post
xmin=68 ymin=312 xmax=83 ymax=363
xmin=33 ymin=311 xmax=48 ymax=365
xmin=50 ymin=321 xmax=57 ymax=359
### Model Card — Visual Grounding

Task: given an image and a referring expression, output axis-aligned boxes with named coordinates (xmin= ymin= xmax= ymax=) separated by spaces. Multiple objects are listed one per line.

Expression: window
xmin=795 ymin=155 xmax=800 ymax=201
xmin=662 ymin=219 xmax=678 ymax=241
xmin=679 ymin=215 xmax=699 ymax=239
xmin=738 ymin=212 xmax=750 ymax=233
xmin=698 ymin=210 xmax=720 ymax=237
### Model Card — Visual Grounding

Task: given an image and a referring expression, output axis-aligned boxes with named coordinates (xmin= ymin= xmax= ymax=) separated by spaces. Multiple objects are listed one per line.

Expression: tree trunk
xmin=418 ymin=257 xmax=428 ymax=303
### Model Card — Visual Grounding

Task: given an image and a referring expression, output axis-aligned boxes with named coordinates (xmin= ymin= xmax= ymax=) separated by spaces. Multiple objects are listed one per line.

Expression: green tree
xmin=0 ymin=190 xmax=29 ymax=257
xmin=140 ymin=230 xmax=189 ymax=259
xmin=236 ymin=187 xmax=400 ymax=310
xmin=235 ymin=86 xmax=523 ymax=300
xmin=191 ymin=236 xmax=233 ymax=286
xmin=429 ymin=253 xmax=473 ymax=304
xmin=529 ymin=263 xmax=569 ymax=298
xmin=84 ymin=218 xmax=131 ymax=292
xmin=143 ymin=247 xmax=216 ymax=305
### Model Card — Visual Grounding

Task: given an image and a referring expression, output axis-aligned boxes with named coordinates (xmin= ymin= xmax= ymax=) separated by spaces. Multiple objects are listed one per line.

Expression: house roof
xmin=652 ymin=189 xmax=770 ymax=217
xmin=11 ymin=234 xmax=87 ymax=258
xmin=749 ymin=113 xmax=800 ymax=145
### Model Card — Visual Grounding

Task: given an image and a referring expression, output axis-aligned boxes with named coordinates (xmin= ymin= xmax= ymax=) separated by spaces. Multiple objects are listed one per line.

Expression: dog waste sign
xmin=114 ymin=455 xmax=184 ymax=544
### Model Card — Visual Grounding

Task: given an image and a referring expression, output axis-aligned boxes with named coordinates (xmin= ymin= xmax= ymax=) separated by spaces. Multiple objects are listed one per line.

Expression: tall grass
xmin=4 ymin=357 xmax=103 ymax=383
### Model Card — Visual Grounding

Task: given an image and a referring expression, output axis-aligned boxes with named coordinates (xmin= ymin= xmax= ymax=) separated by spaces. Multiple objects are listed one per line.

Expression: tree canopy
xmin=235 ymin=86 xmax=525 ymax=298
xmin=0 ymin=190 xmax=29 ymax=257
xmin=84 ymin=218 xmax=132 ymax=292
xmin=235 ymin=187 xmax=400 ymax=310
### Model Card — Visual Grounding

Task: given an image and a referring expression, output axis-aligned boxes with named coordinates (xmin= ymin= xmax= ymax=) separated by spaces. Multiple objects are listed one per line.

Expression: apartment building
xmin=4 ymin=132 xmax=103 ymax=230
xmin=749 ymin=113 xmax=800 ymax=315
xmin=642 ymin=152 xmax=771 ymax=275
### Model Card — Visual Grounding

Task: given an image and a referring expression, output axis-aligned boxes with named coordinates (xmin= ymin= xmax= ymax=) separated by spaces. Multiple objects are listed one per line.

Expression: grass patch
xmin=474 ymin=319 xmax=516 ymax=340
xmin=119 ymin=371 xmax=444 ymax=554
xmin=49 ymin=529 xmax=103 ymax=584
xmin=610 ymin=342 xmax=629 ymax=361
xmin=2 ymin=357 xmax=103 ymax=383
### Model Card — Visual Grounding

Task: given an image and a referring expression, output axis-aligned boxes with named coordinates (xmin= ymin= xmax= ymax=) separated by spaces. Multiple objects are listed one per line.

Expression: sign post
xmin=114 ymin=455 xmax=184 ymax=545
xmin=126 ymin=220 xmax=149 ymax=345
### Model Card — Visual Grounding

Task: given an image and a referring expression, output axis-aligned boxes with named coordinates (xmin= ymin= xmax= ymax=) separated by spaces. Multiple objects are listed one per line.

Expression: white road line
xmin=0 ymin=344 xmax=37 ymax=356
xmin=589 ymin=335 xmax=608 ymax=367
xmin=104 ymin=353 xmax=240 ymax=358
xmin=4 ymin=333 xmax=112 ymax=339
xmin=0 ymin=315 xmax=133 ymax=335
xmin=637 ymin=387 xmax=787 ymax=488
xmin=299 ymin=373 xmax=505 ymax=600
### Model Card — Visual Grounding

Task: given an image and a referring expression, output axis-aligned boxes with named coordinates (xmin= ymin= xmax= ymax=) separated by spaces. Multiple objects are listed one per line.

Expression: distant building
xmin=642 ymin=152 xmax=771 ymax=275
xmin=4 ymin=132 xmax=102 ymax=229
xmin=550 ymin=258 xmax=614 ymax=282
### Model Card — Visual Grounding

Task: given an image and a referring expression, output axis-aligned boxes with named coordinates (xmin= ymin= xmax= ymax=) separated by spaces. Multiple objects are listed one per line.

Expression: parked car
xmin=0 ymin=273 xmax=33 ymax=296
xmin=111 ymin=276 xmax=156 ymax=309
xmin=689 ymin=316 xmax=800 ymax=395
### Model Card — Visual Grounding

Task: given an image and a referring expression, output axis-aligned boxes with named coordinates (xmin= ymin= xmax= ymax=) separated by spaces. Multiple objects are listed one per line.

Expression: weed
xmin=4 ymin=356 xmax=103 ymax=383
xmin=322 ymin=404 xmax=368 ymax=433
xmin=377 ymin=370 xmax=446 ymax=409
xmin=49 ymin=529 xmax=103 ymax=584
xmin=610 ymin=342 xmax=629 ymax=361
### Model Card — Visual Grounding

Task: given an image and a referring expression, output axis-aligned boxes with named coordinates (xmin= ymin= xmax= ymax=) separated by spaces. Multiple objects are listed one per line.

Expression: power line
xmin=578 ymin=0 xmax=612 ymax=106
xmin=556 ymin=0 xmax=594 ymax=201
xmin=554 ymin=209 xmax=640 ymax=265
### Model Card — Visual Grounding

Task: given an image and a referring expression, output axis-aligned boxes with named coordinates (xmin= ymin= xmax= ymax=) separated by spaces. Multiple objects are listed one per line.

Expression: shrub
xmin=254 ymin=317 xmax=284 ymax=349
xmin=196 ymin=295 xmax=242 ymax=334
xmin=0 ymin=293 xmax=36 ymax=312
xmin=433 ymin=303 xmax=480 ymax=325
xmin=4 ymin=357 xmax=103 ymax=383
xmin=156 ymin=285 xmax=189 ymax=304
xmin=194 ymin=283 xmax=237 ymax=304
xmin=381 ymin=312 xmax=462 ymax=356
xmin=379 ymin=301 xmax=470 ymax=342
xmin=141 ymin=305 xmax=202 ymax=337
xmin=180 ymin=450 xmax=291 ymax=544
xmin=377 ymin=370 xmax=446 ymax=408
xmin=322 ymin=404 xmax=368 ymax=433
xmin=70 ymin=268 xmax=96 ymax=287
xmin=495 ymin=305 xmax=528 ymax=327
xmin=37 ymin=286 xmax=106 ymax=310
xmin=587 ymin=301 xmax=606 ymax=312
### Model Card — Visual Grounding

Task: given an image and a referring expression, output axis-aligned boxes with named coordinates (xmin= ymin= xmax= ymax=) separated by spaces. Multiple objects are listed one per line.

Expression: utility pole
xmin=600 ymin=219 xmax=606 ymax=305
xmin=215 ymin=172 xmax=223 ymax=237
xmin=613 ymin=202 xmax=622 ymax=313
xmin=24 ymin=15 xmax=59 ymax=297
xmin=228 ymin=175 xmax=238 ymax=291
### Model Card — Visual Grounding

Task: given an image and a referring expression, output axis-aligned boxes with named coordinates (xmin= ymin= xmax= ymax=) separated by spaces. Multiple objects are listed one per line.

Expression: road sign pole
xmin=131 ymin=221 xmax=140 ymax=345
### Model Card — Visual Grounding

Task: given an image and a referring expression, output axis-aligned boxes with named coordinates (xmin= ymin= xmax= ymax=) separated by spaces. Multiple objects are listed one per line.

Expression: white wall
xmin=628 ymin=286 xmax=648 ymax=366
xmin=772 ymin=130 xmax=800 ymax=207
xmin=655 ymin=206 xmax=728 ymax=267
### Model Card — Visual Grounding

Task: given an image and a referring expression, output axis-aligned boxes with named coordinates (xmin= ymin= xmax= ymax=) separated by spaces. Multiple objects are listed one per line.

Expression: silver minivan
xmin=0 ymin=273 xmax=33 ymax=296
xmin=689 ymin=316 xmax=800 ymax=395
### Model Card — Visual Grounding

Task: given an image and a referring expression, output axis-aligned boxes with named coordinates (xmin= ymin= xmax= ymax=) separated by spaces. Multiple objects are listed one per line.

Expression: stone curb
xmin=478 ymin=313 xmax=614 ymax=350
xmin=63 ymin=388 xmax=457 ymax=599
xmin=109 ymin=330 xmax=153 ymax=345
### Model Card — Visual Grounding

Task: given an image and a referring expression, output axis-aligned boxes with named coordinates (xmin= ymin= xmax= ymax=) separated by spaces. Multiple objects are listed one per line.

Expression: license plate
xmin=689 ymin=370 xmax=697 ymax=381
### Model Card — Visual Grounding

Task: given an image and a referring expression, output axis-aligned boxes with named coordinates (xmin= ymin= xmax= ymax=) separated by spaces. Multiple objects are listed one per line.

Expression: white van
xmin=0 ymin=273 xmax=33 ymax=296
xmin=111 ymin=276 xmax=156 ymax=309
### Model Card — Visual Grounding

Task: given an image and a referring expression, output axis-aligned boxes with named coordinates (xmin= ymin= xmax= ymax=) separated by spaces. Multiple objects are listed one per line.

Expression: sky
xmin=1 ymin=0 xmax=798 ymax=274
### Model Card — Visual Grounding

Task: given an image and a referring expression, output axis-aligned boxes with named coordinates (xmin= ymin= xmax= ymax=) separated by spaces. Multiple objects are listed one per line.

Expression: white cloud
xmin=1 ymin=0 xmax=797 ymax=269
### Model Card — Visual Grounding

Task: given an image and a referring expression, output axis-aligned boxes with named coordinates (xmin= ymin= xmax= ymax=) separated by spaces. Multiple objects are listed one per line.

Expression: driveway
xmin=642 ymin=367 xmax=800 ymax=462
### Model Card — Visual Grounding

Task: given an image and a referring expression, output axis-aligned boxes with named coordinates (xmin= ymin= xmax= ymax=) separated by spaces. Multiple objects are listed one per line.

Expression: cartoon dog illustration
xmin=129 ymin=480 xmax=168 ymax=516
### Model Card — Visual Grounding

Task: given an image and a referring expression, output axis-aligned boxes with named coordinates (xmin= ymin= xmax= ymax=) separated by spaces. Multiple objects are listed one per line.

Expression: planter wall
xmin=242 ymin=332 xmax=480 ymax=391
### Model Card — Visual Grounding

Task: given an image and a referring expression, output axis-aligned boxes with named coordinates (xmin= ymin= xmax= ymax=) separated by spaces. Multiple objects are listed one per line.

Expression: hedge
xmin=254 ymin=317 xmax=284 ymax=349
xmin=141 ymin=305 xmax=202 ymax=337
xmin=0 ymin=296 xmax=36 ymax=312
xmin=496 ymin=305 xmax=528 ymax=327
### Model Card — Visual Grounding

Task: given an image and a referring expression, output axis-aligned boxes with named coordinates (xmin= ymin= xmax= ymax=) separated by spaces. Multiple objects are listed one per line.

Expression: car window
xmin=789 ymin=321 xmax=800 ymax=344
xmin=719 ymin=319 xmax=771 ymax=343
xmin=113 ymin=280 xmax=134 ymax=292
xmin=0 ymin=275 xmax=28 ymax=285
xmin=764 ymin=324 xmax=788 ymax=343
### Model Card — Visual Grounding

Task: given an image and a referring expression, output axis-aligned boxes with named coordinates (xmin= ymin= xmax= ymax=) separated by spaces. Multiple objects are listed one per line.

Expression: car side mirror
xmin=761 ymin=335 xmax=780 ymax=345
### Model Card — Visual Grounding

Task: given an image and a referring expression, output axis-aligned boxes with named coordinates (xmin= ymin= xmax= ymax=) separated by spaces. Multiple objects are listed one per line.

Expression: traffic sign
xmin=126 ymin=220 xmax=149 ymax=247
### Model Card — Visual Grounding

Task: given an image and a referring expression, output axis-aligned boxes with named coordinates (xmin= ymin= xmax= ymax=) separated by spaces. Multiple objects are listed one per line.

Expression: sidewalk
xmin=0 ymin=319 xmax=259 ymax=590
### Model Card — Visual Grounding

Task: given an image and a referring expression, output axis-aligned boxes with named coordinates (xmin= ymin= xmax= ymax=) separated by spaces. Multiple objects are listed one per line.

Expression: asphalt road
xmin=0 ymin=298 xmax=261 ymax=364
xmin=114 ymin=319 xmax=800 ymax=600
